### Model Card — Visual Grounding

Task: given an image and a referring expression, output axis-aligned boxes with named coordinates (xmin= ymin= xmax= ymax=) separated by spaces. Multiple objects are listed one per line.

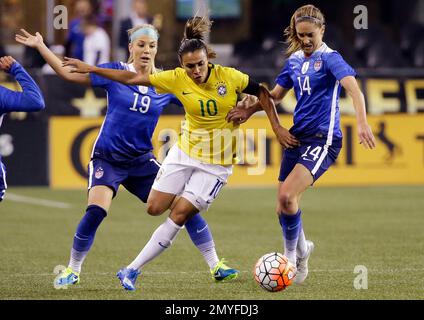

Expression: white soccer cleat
xmin=294 ymin=240 xmax=314 ymax=284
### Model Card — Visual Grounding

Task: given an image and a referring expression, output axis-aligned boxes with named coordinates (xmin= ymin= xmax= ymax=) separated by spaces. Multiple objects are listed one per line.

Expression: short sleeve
xmin=326 ymin=52 xmax=356 ymax=81
xmin=275 ymin=61 xmax=294 ymax=89
xmin=90 ymin=62 xmax=120 ymax=88
xmin=226 ymin=67 xmax=249 ymax=93
xmin=149 ymin=70 xmax=177 ymax=94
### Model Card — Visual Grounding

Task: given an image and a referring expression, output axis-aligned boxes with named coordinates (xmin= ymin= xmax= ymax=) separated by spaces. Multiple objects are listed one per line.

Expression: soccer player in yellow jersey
xmin=64 ymin=16 xmax=299 ymax=290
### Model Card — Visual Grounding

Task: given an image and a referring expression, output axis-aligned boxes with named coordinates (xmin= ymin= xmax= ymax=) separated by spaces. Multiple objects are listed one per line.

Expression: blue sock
xmin=185 ymin=213 xmax=218 ymax=269
xmin=185 ymin=213 xmax=213 ymax=246
xmin=279 ymin=209 xmax=302 ymax=265
xmin=68 ymin=205 xmax=107 ymax=273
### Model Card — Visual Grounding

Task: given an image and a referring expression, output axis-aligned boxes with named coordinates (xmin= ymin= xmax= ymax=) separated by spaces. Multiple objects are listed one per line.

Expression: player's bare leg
xmin=146 ymin=189 xmax=176 ymax=216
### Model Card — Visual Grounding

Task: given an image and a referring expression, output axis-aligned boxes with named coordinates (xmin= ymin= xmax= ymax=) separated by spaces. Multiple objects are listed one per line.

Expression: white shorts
xmin=152 ymin=145 xmax=233 ymax=212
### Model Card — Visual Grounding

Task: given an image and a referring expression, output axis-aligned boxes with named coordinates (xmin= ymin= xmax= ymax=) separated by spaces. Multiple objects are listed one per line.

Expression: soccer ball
xmin=254 ymin=252 xmax=296 ymax=292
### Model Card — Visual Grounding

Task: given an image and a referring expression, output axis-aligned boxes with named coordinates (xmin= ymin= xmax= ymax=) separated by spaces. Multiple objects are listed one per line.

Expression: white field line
xmin=5 ymin=193 xmax=72 ymax=209
xmin=9 ymin=268 xmax=424 ymax=277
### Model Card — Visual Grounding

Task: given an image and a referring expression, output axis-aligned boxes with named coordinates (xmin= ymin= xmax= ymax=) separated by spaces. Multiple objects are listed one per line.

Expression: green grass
xmin=0 ymin=186 xmax=423 ymax=300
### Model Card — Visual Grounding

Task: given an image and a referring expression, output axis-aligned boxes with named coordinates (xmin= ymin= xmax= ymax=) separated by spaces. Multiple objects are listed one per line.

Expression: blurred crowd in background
xmin=1 ymin=0 xmax=423 ymax=189
xmin=0 ymin=0 xmax=423 ymax=117
xmin=1 ymin=0 xmax=423 ymax=69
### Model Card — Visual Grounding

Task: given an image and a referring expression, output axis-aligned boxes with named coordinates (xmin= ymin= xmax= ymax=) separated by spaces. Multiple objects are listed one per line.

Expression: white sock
xmin=127 ymin=218 xmax=183 ymax=271
xmin=198 ymin=241 xmax=219 ymax=269
xmin=68 ymin=249 xmax=88 ymax=274
xmin=297 ymin=228 xmax=308 ymax=258
xmin=284 ymin=247 xmax=297 ymax=266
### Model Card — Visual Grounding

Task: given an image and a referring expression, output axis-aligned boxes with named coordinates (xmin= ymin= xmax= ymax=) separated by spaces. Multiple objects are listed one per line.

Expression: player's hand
xmin=357 ymin=122 xmax=376 ymax=149
xmin=0 ymin=56 xmax=16 ymax=72
xmin=273 ymin=125 xmax=300 ymax=149
xmin=226 ymin=107 xmax=252 ymax=125
xmin=237 ymin=95 xmax=259 ymax=109
xmin=15 ymin=29 xmax=44 ymax=48
xmin=62 ymin=57 xmax=93 ymax=73
xmin=226 ymin=95 xmax=261 ymax=124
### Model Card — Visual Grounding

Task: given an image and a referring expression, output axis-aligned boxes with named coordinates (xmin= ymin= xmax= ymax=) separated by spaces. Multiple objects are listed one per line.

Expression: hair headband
xmin=295 ymin=16 xmax=324 ymax=24
xmin=130 ymin=28 xmax=159 ymax=43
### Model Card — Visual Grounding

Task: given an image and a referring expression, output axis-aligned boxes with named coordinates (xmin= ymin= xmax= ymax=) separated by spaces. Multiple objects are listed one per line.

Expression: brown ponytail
xmin=178 ymin=16 xmax=217 ymax=61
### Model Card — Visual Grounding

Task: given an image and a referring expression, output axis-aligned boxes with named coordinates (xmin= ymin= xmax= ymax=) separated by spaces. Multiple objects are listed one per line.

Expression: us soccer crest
xmin=138 ymin=86 xmax=148 ymax=94
xmin=216 ymin=82 xmax=227 ymax=97
xmin=95 ymin=167 xmax=104 ymax=179
xmin=314 ymin=60 xmax=322 ymax=71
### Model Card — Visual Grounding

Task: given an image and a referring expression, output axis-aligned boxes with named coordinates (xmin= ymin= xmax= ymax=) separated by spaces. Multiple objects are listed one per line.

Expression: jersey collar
xmin=127 ymin=63 xmax=152 ymax=93
xmin=185 ymin=63 xmax=215 ymax=88
xmin=314 ymin=42 xmax=327 ymax=54
xmin=304 ymin=43 xmax=327 ymax=59
xmin=200 ymin=63 xmax=215 ymax=87
xmin=205 ymin=63 xmax=214 ymax=82
xmin=128 ymin=63 xmax=136 ymax=73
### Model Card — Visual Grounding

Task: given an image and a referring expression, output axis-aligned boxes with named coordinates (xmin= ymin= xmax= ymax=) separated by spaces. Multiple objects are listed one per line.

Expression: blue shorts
xmin=88 ymin=152 xmax=160 ymax=203
xmin=0 ymin=160 xmax=7 ymax=202
xmin=279 ymin=137 xmax=342 ymax=183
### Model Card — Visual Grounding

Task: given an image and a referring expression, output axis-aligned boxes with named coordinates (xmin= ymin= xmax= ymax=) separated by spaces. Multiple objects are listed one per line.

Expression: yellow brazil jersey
xmin=149 ymin=64 xmax=249 ymax=165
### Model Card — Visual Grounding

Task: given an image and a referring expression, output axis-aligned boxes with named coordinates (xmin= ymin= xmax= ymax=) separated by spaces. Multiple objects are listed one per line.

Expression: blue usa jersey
xmin=90 ymin=62 xmax=181 ymax=163
xmin=276 ymin=43 xmax=356 ymax=142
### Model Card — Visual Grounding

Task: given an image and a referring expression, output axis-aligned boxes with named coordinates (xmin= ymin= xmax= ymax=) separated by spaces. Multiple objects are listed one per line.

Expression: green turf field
xmin=0 ymin=186 xmax=423 ymax=300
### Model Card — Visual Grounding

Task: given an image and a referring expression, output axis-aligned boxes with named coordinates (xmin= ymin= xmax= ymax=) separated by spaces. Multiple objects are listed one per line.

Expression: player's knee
xmin=146 ymin=201 xmax=165 ymax=216
xmin=278 ymin=192 xmax=296 ymax=213
xmin=170 ymin=209 xmax=191 ymax=226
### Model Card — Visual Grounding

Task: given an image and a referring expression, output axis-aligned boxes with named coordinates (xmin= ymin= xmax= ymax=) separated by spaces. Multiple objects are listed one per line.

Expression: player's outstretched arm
xmin=341 ymin=76 xmax=376 ymax=149
xmin=62 ymin=58 xmax=151 ymax=87
xmin=0 ymin=56 xmax=45 ymax=112
xmin=15 ymin=29 xmax=90 ymax=85
xmin=257 ymin=85 xmax=299 ymax=149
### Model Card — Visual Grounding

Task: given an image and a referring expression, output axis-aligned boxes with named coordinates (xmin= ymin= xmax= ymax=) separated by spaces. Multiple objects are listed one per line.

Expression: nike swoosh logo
xmin=287 ymin=223 xmax=300 ymax=231
xmin=182 ymin=92 xmax=192 ymax=95
xmin=196 ymin=226 xmax=208 ymax=233
xmin=302 ymin=158 xmax=315 ymax=162
xmin=123 ymin=278 xmax=134 ymax=288
xmin=158 ymin=242 xmax=168 ymax=249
